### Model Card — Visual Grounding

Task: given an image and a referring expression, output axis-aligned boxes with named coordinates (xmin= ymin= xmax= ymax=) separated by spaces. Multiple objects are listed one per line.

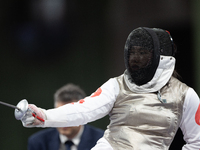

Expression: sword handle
xmin=15 ymin=99 xmax=45 ymax=122
xmin=32 ymin=113 xmax=45 ymax=122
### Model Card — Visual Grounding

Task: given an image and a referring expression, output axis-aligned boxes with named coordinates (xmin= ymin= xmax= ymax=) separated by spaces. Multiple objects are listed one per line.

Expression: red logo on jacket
xmin=195 ymin=103 xmax=200 ymax=125
xmin=91 ymin=88 xmax=102 ymax=97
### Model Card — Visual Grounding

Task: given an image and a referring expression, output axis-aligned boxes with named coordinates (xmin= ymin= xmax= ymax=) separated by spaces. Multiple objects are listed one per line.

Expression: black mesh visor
xmin=124 ymin=27 xmax=160 ymax=85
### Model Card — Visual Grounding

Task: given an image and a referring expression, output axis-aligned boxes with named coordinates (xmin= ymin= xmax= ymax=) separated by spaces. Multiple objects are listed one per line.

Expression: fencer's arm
xmin=22 ymin=78 xmax=119 ymax=128
xmin=179 ymin=88 xmax=200 ymax=150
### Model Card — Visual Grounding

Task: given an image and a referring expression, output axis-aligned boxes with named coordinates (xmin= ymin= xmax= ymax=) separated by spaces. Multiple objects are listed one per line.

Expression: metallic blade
xmin=0 ymin=101 xmax=20 ymax=110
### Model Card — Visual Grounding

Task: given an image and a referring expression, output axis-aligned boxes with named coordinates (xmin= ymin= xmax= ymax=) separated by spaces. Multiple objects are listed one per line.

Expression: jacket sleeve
xmin=43 ymin=78 xmax=119 ymax=127
xmin=180 ymin=88 xmax=200 ymax=150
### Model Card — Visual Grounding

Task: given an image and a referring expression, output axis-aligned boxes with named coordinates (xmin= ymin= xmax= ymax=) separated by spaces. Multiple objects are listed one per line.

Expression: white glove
xmin=21 ymin=104 xmax=46 ymax=128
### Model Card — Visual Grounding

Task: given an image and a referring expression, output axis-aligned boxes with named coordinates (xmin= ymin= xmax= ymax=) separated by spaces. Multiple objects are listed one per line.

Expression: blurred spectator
xmin=28 ymin=83 xmax=104 ymax=150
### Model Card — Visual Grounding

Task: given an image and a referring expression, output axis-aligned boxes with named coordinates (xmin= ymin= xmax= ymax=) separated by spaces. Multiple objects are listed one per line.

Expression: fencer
xmin=20 ymin=27 xmax=200 ymax=150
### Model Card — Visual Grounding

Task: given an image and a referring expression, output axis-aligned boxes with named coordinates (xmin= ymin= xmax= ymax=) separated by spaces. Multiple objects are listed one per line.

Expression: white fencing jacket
xmin=42 ymin=56 xmax=200 ymax=149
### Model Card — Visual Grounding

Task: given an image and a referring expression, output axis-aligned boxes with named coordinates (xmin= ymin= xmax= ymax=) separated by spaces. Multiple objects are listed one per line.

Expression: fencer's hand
xmin=21 ymin=104 xmax=46 ymax=128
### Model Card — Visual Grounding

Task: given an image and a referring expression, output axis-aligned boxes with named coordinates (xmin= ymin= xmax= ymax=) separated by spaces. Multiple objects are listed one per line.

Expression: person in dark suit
xmin=28 ymin=83 xmax=104 ymax=150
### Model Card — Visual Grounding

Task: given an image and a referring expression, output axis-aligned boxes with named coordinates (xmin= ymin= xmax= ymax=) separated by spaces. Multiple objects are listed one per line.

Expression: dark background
xmin=0 ymin=0 xmax=197 ymax=149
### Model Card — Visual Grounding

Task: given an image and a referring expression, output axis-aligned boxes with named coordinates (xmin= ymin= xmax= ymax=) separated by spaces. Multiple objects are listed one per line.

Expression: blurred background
xmin=0 ymin=0 xmax=199 ymax=149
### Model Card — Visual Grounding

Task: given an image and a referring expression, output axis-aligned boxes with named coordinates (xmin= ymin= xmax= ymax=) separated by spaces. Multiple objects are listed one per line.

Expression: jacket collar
xmin=124 ymin=55 xmax=175 ymax=93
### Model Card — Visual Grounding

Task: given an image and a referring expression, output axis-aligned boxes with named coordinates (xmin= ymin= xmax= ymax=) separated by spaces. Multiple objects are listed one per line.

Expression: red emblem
xmin=79 ymin=99 xmax=85 ymax=104
xmin=195 ymin=103 xmax=200 ymax=125
xmin=91 ymin=88 xmax=102 ymax=97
